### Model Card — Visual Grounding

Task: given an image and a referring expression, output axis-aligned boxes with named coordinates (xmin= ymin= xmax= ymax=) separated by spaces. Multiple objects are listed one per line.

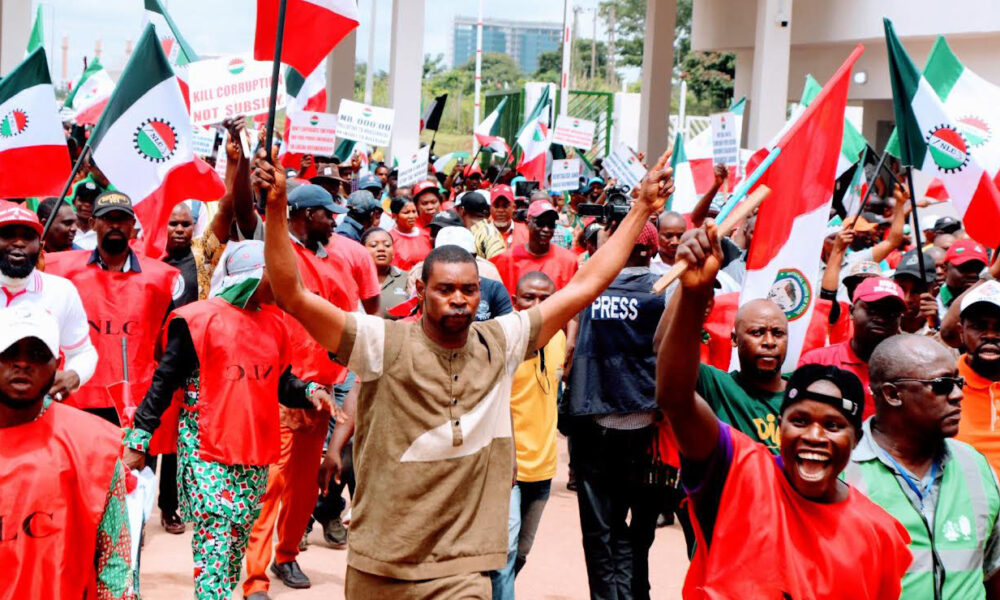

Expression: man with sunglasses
xmin=844 ymin=333 xmax=1000 ymax=599
xmin=799 ymin=276 xmax=906 ymax=418
xmin=491 ymin=198 xmax=578 ymax=300
xmin=954 ymin=281 xmax=1000 ymax=475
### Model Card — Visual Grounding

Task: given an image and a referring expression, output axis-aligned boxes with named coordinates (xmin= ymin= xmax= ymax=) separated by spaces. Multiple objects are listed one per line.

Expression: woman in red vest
xmin=0 ymin=305 xmax=133 ymax=599
xmin=656 ymin=223 xmax=912 ymax=599
xmin=121 ymin=241 xmax=335 ymax=599
xmin=389 ymin=196 xmax=432 ymax=271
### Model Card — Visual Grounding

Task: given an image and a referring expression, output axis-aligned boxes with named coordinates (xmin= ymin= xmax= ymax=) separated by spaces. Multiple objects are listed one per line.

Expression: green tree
xmin=459 ymin=52 xmax=522 ymax=92
xmin=534 ymin=39 xmax=610 ymax=89
xmin=423 ymin=53 xmax=445 ymax=79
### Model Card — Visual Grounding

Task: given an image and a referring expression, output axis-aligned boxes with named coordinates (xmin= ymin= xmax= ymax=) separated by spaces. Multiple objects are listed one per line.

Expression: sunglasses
xmin=891 ymin=376 xmax=965 ymax=395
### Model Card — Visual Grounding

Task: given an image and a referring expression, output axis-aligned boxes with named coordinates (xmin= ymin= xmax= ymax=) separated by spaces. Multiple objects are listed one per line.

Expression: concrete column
xmin=747 ymin=0 xmax=792 ymax=148
xmin=637 ymin=0 xmax=675 ymax=160
xmin=0 ymin=0 xmax=31 ymax=75
xmin=326 ymin=29 xmax=358 ymax=113
xmin=387 ymin=0 xmax=424 ymax=162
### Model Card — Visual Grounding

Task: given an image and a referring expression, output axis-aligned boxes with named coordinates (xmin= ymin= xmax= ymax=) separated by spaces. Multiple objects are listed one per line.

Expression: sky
xmin=31 ymin=0 xmax=603 ymax=84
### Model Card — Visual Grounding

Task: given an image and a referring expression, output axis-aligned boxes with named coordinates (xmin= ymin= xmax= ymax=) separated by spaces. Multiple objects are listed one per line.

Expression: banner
xmin=603 ymin=143 xmax=647 ymax=190
xmin=397 ymin=146 xmax=431 ymax=188
xmin=336 ymin=99 xmax=394 ymax=147
xmin=551 ymin=115 xmax=596 ymax=150
xmin=550 ymin=158 xmax=582 ymax=192
xmin=287 ymin=111 xmax=338 ymax=155
xmin=711 ymin=111 xmax=740 ymax=171
xmin=188 ymin=55 xmax=286 ymax=126
xmin=190 ymin=127 xmax=218 ymax=158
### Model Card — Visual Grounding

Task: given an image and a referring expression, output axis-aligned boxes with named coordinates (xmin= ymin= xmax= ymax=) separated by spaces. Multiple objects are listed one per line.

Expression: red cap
xmin=412 ymin=180 xmax=442 ymax=199
xmin=852 ymin=276 xmax=906 ymax=307
xmin=491 ymin=184 xmax=514 ymax=204
xmin=0 ymin=201 xmax=43 ymax=236
xmin=636 ymin=221 xmax=658 ymax=248
xmin=946 ymin=239 xmax=989 ymax=266
xmin=527 ymin=199 xmax=558 ymax=219
xmin=463 ymin=163 xmax=483 ymax=178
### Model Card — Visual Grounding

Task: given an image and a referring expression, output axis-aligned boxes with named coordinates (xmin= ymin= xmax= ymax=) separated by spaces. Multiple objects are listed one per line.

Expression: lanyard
xmin=882 ymin=449 xmax=938 ymax=502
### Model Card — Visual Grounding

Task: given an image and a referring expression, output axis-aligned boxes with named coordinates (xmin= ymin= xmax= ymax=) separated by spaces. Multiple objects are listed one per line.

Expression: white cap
xmin=960 ymin=280 xmax=1000 ymax=316
xmin=0 ymin=305 xmax=60 ymax=358
xmin=435 ymin=226 xmax=476 ymax=254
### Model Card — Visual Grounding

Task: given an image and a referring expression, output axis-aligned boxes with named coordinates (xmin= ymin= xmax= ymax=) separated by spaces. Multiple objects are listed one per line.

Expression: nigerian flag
xmin=884 ymin=18 xmax=1000 ymax=248
xmin=475 ymin=97 xmax=510 ymax=156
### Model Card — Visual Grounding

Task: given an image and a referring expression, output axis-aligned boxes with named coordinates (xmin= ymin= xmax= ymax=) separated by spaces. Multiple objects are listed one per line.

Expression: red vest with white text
xmin=290 ymin=243 xmax=351 ymax=387
xmin=0 ymin=403 xmax=121 ymax=599
xmin=45 ymin=250 xmax=177 ymax=411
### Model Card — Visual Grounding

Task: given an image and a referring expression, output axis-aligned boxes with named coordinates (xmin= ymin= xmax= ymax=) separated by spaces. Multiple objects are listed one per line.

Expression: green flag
xmin=26 ymin=5 xmax=43 ymax=54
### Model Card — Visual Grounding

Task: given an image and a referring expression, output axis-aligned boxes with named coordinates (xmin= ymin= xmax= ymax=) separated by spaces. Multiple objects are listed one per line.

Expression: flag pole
xmin=849 ymin=148 xmax=890 ymax=229
xmin=491 ymin=149 xmax=515 ymax=187
xmin=262 ymin=0 xmax=288 ymax=160
xmin=714 ymin=147 xmax=781 ymax=222
xmin=905 ymin=165 xmax=928 ymax=281
xmin=41 ymin=145 xmax=92 ymax=246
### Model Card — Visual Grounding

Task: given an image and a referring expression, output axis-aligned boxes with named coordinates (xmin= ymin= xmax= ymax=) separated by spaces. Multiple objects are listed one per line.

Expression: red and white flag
xmin=88 ymin=24 xmax=225 ymax=257
xmin=281 ymin=62 xmax=327 ymax=175
xmin=0 ymin=48 xmax=71 ymax=199
xmin=740 ymin=45 xmax=863 ymax=371
xmin=516 ymin=87 xmax=552 ymax=184
xmin=254 ymin=0 xmax=359 ymax=77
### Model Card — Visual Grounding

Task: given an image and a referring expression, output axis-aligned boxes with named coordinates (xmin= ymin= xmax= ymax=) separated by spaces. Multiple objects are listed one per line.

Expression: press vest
xmin=564 ymin=270 xmax=662 ymax=416
xmin=173 ymin=298 xmax=291 ymax=465
xmin=843 ymin=439 xmax=1000 ymax=600
xmin=0 ymin=403 xmax=121 ymax=599
xmin=45 ymin=250 xmax=177 ymax=411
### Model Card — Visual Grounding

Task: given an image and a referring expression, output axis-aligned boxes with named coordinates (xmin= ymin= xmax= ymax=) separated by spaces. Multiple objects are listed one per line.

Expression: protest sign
xmin=191 ymin=127 xmax=218 ymax=158
xmin=214 ymin=131 xmax=229 ymax=180
xmin=711 ymin=111 xmax=740 ymax=171
xmin=336 ymin=99 xmax=395 ymax=147
xmin=603 ymin=143 xmax=647 ymax=190
xmin=551 ymin=158 xmax=582 ymax=192
xmin=397 ymin=146 xmax=431 ymax=188
xmin=287 ymin=112 xmax=338 ymax=155
xmin=551 ymin=116 xmax=596 ymax=150
xmin=188 ymin=56 xmax=286 ymax=126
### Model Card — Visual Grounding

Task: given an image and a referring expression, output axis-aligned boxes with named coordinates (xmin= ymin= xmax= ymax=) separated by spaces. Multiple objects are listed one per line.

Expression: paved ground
xmin=140 ymin=437 xmax=690 ymax=599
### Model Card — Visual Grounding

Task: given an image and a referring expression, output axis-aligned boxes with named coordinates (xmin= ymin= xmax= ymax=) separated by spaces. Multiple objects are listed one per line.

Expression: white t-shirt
xmin=1 ymin=269 xmax=91 ymax=352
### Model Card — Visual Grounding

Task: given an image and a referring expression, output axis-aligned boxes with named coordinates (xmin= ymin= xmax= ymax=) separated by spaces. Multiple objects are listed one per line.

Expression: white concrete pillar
xmin=326 ymin=29 xmax=358 ymax=113
xmin=387 ymin=0 xmax=424 ymax=162
xmin=637 ymin=0 xmax=675 ymax=160
xmin=747 ymin=0 xmax=792 ymax=148
xmin=0 ymin=0 xmax=31 ymax=75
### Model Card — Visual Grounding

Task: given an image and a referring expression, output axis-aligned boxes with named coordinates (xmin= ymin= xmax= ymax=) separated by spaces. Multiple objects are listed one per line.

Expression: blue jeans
xmin=489 ymin=480 xmax=552 ymax=599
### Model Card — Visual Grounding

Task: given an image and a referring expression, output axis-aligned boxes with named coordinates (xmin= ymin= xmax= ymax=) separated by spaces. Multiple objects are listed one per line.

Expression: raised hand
xmin=637 ymin=147 xmax=675 ymax=213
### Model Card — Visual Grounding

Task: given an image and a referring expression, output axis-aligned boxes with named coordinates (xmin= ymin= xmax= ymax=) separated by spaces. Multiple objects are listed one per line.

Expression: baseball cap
xmin=587 ymin=177 xmax=605 ymax=188
xmin=429 ymin=210 xmax=463 ymax=231
xmin=636 ymin=221 xmax=658 ymax=248
xmin=842 ymin=260 xmax=882 ymax=284
xmin=457 ymin=191 xmax=490 ymax=216
xmin=412 ymin=180 xmax=442 ymax=200
xmin=435 ymin=226 xmax=476 ymax=253
xmin=0 ymin=304 xmax=60 ymax=359
xmin=933 ymin=215 xmax=962 ymax=235
xmin=893 ymin=249 xmax=936 ymax=285
xmin=92 ymin=191 xmax=135 ymax=219
xmin=310 ymin=164 xmax=347 ymax=185
xmin=491 ymin=184 xmax=514 ymax=205
xmin=781 ymin=364 xmax=865 ymax=432
xmin=946 ymin=240 xmax=989 ymax=267
xmin=852 ymin=276 xmax=906 ymax=307
xmin=346 ymin=190 xmax=381 ymax=214
xmin=463 ymin=163 xmax=483 ymax=178
xmin=288 ymin=184 xmax=345 ymax=214
xmin=357 ymin=173 xmax=383 ymax=193
xmin=527 ymin=199 xmax=559 ymax=220
xmin=842 ymin=215 xmax=878 ymax=233
xmin=861 ymin=211 xmax=889 ymax=226
xmin=0 ymin=202 xmax=43 ymax=236
xmin=960 ymin=280 xmax=1000 ymax=317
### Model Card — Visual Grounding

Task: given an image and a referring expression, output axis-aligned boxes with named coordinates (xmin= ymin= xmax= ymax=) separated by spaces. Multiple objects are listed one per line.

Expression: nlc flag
xmin=255 ymin=0 xmax=359 ymax=77
xmin=885 ymin=20 xmax=1000 ymax=249
xmin=0 ymin=48 xmax=71 ymax=199
xmin=740 ymin=45 xmax=862 ymax=372
xmin=64 ymin=57 xmax=114 ymax=126
xmin=144 ymin=0 xmax=198 ymax=108
xmin=88 ymin=24 xmax=225 ymax=257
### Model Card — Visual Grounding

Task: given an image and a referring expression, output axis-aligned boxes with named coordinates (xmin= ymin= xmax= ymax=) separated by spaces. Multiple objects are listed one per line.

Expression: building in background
xmin=451 ymin=16 xmax=561 ymax=73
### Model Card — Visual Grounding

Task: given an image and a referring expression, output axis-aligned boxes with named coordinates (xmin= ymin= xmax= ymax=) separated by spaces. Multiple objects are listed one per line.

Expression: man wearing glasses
xmin=843 ymin=333 xmax=1000 ymax=599
xmin=490 ymin=198 xmax=578 ymax=300
xmin=799 ymin=277 xmax=906 ymax=419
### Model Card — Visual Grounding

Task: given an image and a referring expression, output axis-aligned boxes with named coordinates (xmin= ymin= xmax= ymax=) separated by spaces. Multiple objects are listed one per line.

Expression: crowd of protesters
xmin=5 ymin=114 xmax=1000 ymax=600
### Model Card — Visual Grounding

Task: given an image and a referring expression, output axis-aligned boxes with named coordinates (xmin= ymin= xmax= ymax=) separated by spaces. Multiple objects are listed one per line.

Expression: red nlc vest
xmin=290 ymin=243 xmax=351 ymax=387
xmin=683 ymin=427 xmax=912 ymax=600
xmin=0 ymin=403 xmax=121 ymax=599
xmin=44 ymin=250 xmax=178 ymax=411
xmin=172 ymin=297 xmax=290 ymax=465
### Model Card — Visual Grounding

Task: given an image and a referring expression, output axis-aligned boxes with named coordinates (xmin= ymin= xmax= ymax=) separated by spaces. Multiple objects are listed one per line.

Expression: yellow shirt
xmin=510 ymin=330 xmax=566 ymax=482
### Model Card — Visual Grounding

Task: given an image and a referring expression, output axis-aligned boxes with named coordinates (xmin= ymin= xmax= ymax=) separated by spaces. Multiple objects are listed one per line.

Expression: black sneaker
xmin=270 ymin=560 xmax=311 ymax=589
xmin=322 ymin=517 xmax=348 ymax=549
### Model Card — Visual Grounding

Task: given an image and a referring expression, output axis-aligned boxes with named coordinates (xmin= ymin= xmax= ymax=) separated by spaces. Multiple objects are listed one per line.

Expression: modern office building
xmin=451 ymin=16 xmax=561 ymax=73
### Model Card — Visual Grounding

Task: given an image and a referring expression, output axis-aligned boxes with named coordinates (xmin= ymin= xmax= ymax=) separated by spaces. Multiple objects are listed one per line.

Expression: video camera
xmin=576 ymin=184 xmax=631 ymax=226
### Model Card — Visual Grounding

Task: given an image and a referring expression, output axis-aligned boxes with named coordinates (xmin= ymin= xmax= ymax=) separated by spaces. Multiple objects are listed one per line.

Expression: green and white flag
xmin=64 ymin=58 xmax=114 ymax=126
xmin=884 ymin=19 xmax=1000 ymax=248
xmin=26 ymin=6 xmax=43 ymax=55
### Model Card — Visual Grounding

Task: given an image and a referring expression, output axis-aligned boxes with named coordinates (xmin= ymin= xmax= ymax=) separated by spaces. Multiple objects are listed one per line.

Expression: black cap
xmin=289 ymin=184 xmax=346 ymax=214
xmin=893 ymin=249 xmax=936 ymax=286
xmin=780 ymin=364 xmax=865 ymax=431
xmin=933 ymin=216 xmax=962 ymax=234
xmin=429 ymin=210 xmax=463 ymax=231
xmin=861 ymin=211 xmax=889 ymax=226
xmin=458 ymin=191 xmax=490 ymax=216
xmin=92 ymin=191 xmax=135 ymax=219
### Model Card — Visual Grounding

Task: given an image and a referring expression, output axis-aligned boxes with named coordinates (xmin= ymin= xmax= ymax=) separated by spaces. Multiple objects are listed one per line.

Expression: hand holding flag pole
xmin=261 ymin=0 xmax=288 ymax=162
xmin=714 ymin=150 xmax=780 ymax=222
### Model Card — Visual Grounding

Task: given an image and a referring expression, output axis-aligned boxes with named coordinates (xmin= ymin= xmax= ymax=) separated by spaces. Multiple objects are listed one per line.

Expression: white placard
xmin=191 ymin=127 xmax=218 ymax=158
xmin=287 ymin=112 xmax=338 ymax=155
xmin=550 ymin=158 xmax=582 ymax=192
xmin=336 ymin=99 xmax=395 ymax=147
xmin=214 ymin=132 xmax=229 ymax=180
xmin=710 ymin=111 xmax=740 ymax=169
xmin=551 ymin=116 xmax=596 ymax=150
xmin=188 ymin=55 xmax=287 ymax=126
xmin=603 ymin=143 xmax=647 ymax=190
xmin=397 ymin=146 xmax=431 ymax=188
